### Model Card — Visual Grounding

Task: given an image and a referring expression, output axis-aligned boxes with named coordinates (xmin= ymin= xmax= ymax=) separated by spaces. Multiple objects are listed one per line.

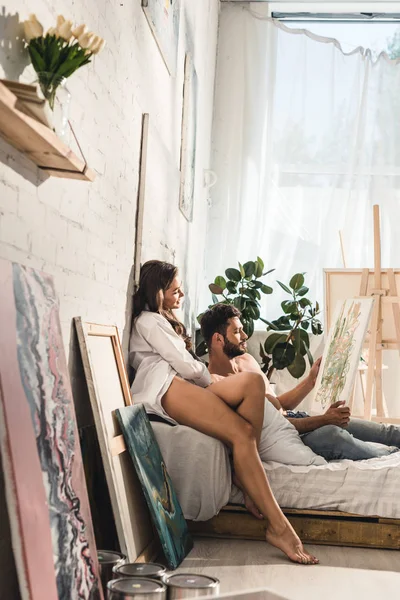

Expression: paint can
xmin=107 ymin=577 xmax=167 ymax=599
xmin=113 ymin=563 xmax=167 ymax=580
xmin=98 ymin=550 xmax=127 ymax=595
xmin=164 ymin=574 xmax=220 ymax=599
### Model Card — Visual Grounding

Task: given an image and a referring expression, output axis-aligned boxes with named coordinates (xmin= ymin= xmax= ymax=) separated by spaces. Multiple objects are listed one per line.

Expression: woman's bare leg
xmin=209 ymin=373 xmax=266 ymax=519
xmin=162 ymin=376 xmax=318 ymax=565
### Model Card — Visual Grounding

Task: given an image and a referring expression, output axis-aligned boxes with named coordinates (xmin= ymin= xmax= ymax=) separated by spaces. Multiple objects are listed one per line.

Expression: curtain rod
xmin=272 ymin=12 xmax=400 ymax=21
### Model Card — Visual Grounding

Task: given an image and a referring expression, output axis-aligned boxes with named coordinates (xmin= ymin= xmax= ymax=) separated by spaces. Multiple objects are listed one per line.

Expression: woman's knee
xmin=232 ymin=420 xmax=257 ymax=446
xmin=240 ymin=372 xmax=265 ymax=394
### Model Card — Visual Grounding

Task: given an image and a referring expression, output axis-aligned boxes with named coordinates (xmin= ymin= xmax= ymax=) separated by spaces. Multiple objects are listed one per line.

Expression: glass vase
xmin=35 ymin=72 xmax=71 ymax=142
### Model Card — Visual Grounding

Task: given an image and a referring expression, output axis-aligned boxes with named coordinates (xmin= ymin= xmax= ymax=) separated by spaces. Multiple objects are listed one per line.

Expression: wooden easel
xmin=358 ymin=205 xmax=400 ymax=423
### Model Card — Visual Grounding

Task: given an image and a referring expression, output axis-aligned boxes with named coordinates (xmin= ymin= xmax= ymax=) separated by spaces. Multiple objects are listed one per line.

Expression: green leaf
xmin=289 ymin=312 xmax=301 ymax=321
xmin=297 ymin=286 xmax=309 ymax=297
xmin=241 ymin=317 xmax=254 ymax=338
xmin=251 ymin=281 xmax=263 ymax=289
xmin=225 ymin=268 xmax=241 ymax=282
xmin=316 ymin=301 xmax=320 ymax=313
xmin=196 ymin=312 xmax=204 ymax=325
xmin=266 ymin=320 xmax=279 ymax=331
xmin=246 ymin=304 xmax=260 ymax=320
xmin=209 ymin=283 xmax=223 ymax=295
xmin=244 ymin=288 xmax=257 ymax=300
xmin=301 ymin=321 xmax=310 ymax=331
xmin=299 ymin=297 xmax=311 ymax=308
xmin=226 ymin=281 xmax=237 ymax=294
xmin=299 ymin=329 xmax=310 ymax=347
xmin=263 ymin=269 xmax=275 ymax=276
xmin=287 ymin=353 xmax=306 ymax=378
xmin=257 ymin=256 xmax=264 ymax=272
xmin=264 ymin=333 xmax=287 ymax=354
xmin=238 ymin=262 xmax=245 ymax=278
xmin=196 ymin=340 xmax=208 ymax=357
xmin=255 ymin=257 xmax=263 ymax=278
xmin=277 ymin=280 xmax=292 ymax=294
xmin=243 ymin=261 xmax=256 ymax=279
xmin=211 ymin=293 xmax=219 ymax=304
xmin=261 ymin=284 xmax=273 ymax=295
xmin=281 ymin=300 xmax=297 ymax=314
xmin=304 ymin=344 xmax=314 ymax=367
xmin=272 ymin=342 xmax=296 ymax=370
xmin=214 ymin=276 xmax=226 ymax=290
xmin=289 ymin=273 xmax=305 ymax=291
xmin=311 ymin=320 xmax=323 ymax=336
xmin=299 ymin=340 xmax=308 ymax=356
xmin=28 ymin=44 xmax=46 ymax=73
xmin=269 ymin=316 xmax=292 ymax=331
xmin=233 ymin=296 xmax=246 ymax=311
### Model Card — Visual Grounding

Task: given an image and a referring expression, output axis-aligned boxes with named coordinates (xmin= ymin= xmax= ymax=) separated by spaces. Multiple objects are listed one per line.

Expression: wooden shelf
xmin=0 ymin=81 xmax=95 ymax=181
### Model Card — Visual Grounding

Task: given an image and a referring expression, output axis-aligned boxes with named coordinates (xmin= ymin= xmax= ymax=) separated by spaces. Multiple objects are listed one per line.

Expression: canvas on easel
xmin=324 ymin=205 xmax=400 ymax=423
xmin=310 ymin=297 xmax=374 ymax=415
xmin=0 ymin=261 xmax=102 ymax=600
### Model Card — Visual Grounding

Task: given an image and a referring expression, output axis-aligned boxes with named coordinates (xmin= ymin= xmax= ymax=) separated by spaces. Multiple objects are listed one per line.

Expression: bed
xmin=152 ymin=422 xmax=400 ymax=549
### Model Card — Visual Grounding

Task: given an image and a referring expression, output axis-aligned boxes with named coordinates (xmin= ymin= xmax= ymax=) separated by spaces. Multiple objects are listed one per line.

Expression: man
xmin=200 ymin=303 xmax=400 ymax=461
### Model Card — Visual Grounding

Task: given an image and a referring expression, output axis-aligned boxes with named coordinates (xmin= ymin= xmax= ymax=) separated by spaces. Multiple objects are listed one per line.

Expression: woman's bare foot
xmin=266 ymin=520 xmax=319 ymax=565
xmin=232 ymin=473 xmax=263 ymax=519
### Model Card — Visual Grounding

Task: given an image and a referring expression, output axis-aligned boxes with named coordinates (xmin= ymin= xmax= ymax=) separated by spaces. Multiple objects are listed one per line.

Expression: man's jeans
xmin=301 ymin=418 xmax=400 ymax=461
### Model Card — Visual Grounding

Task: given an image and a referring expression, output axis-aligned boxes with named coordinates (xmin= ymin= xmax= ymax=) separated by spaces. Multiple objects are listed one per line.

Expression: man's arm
xmin=288 ymin=401 xmax=350 ymax=433
xmin=277 ymin=357 xmax=322 ymax=410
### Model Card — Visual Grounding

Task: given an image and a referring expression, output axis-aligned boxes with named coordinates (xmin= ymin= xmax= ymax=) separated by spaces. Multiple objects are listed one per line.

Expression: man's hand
xmin=324 ymin=401 xmax=351 ymax=428
xmin=308 ymin=357 xmax=322 ymax=387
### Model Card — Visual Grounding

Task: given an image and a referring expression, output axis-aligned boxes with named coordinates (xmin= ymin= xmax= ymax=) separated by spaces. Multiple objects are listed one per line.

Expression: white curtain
xmin=206 ymin=4 xmax=400 ymax=322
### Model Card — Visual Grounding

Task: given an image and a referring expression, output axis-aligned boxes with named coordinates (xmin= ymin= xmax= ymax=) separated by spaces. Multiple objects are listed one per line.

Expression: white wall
xmin=0 ymin=0 xmax=219 ymax=355
xmin=0 ymin=2 xmax=220 ymax=595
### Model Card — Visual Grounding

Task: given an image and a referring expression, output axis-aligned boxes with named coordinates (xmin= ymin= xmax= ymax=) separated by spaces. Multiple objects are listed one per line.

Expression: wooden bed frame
xmin=188 ymin=504 xmax=400 ymax=550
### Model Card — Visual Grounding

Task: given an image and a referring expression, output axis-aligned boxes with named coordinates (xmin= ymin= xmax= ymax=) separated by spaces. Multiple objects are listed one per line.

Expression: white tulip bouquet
xmin=23 ymin=14 xmax=106 ymax=109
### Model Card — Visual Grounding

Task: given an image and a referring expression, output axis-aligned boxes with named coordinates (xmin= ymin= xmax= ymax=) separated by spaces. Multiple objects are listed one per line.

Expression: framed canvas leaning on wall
xmin=309 ymin=297 xmax=375 ymax=415
xmin=142 ymin=0 xmax=180 ymax=76
xmin=0 ymin=261 xmax=103 ymax=600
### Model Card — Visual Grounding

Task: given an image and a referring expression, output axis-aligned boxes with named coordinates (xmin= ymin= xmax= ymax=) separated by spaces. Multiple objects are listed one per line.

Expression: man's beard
xmin=223 ymin=337 xmax=246 ymax=359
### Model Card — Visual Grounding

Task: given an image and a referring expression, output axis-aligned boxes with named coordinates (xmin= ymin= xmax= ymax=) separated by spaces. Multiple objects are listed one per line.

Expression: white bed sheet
xmin=152 ymin=423 xmax=400 ymax=521
xmin=231 ymin=452 xmax=400 ymax=519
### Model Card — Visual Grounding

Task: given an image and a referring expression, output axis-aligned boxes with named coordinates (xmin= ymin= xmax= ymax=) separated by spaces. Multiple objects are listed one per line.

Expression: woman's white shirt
xmin=129 ymin=311 xmax=211 ymax=422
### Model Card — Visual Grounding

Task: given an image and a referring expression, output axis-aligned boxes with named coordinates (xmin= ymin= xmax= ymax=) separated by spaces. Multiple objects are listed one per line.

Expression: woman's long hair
xmin=132 ymin=260 xmax=192 ymax=350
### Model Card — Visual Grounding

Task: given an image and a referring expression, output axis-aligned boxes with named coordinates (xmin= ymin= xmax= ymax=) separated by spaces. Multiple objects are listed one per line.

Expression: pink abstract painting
xmin=0 ymin=260 xmax=103 ymax=600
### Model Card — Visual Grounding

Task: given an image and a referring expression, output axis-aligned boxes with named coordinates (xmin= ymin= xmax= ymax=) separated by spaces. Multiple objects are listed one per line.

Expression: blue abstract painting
xmin=116 ymin=405 xmax=193 ymax=569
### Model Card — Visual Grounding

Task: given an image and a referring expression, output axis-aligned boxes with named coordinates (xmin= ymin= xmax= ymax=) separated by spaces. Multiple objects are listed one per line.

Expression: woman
xmin=130 ymin=260 xmax=318 ymax=565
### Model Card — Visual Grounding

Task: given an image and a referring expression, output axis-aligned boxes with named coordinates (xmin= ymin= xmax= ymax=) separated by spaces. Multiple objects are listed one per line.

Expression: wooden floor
xmin=176 ymin=538 xmax=400 ymax=600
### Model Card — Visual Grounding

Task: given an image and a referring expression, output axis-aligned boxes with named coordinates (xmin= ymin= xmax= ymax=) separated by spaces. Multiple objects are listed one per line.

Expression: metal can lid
xmin=108 ymin=578 xmax=166 ymax=595
xmin=113 ymin=563 xmax=166 ymax=577
xmin=97 ymin=550 xmax=126 ymax=564
xmin=165 ymin=574 xmax=220 ymax=589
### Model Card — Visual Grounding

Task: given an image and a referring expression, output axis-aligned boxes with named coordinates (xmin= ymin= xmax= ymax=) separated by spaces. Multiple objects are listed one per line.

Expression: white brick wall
xmin=0 ymin=0 xmax=219 ymax=353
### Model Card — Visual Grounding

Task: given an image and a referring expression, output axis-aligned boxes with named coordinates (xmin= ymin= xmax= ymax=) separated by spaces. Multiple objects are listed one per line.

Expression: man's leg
xmin=346 ymin=418 xmax=400 ymax=447
xmin=301 ymin=425 xmax=399 ymax=461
